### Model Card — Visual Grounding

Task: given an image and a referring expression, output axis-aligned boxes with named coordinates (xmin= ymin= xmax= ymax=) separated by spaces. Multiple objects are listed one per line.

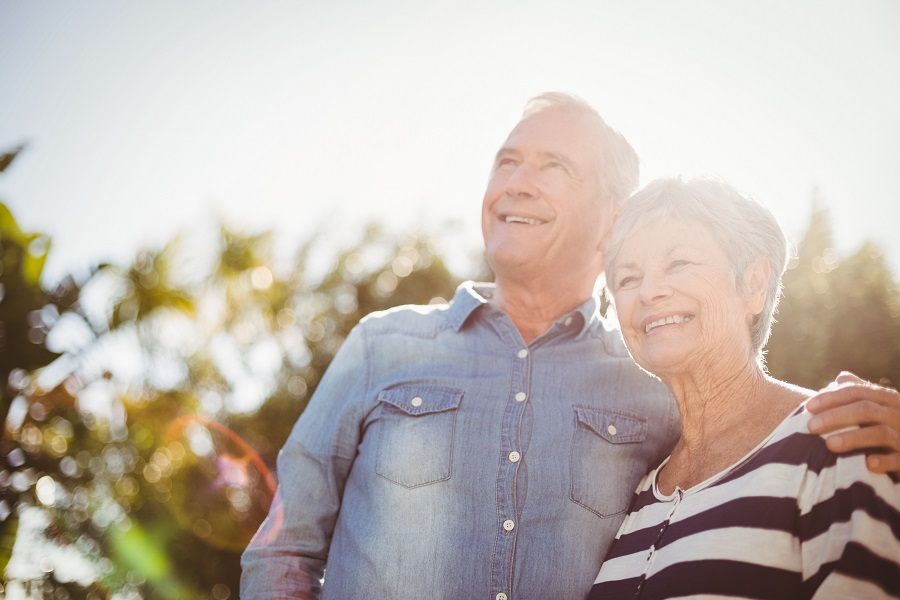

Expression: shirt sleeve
xmin=798 ymin=449 xmax=900 ymax=599
xmin=240 ymin=324 xmax=370 ymax=599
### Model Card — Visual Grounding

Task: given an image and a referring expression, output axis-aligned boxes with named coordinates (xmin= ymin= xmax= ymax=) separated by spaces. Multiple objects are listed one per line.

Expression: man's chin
xmin=486 ymin=253 xmax=546 ymax=281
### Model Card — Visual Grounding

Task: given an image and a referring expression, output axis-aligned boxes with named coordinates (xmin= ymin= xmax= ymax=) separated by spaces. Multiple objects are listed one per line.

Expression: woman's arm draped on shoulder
xmin=798 ymin=445 xmax=900 ymax=599
xmin=240 ymin=325 xmax=370 ymax=600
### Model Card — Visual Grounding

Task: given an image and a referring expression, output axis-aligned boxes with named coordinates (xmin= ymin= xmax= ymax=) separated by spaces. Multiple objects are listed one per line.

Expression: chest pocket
xmin=570 ymin=406 xmax=649 ymax=518
xmin=374 ymin=385 xmax=463 ymax=489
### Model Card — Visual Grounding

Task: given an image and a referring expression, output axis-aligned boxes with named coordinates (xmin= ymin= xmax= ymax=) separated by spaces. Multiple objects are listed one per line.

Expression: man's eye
xmin=669 ymin=260 xmax=691 ymax=270
xmin=497 ymin=157 xmax=517 ymax=168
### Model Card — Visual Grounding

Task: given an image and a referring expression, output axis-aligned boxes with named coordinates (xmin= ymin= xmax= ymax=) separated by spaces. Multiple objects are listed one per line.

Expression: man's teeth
xmin=645 ymin=314 xmax=694 ymax=333
xmin=504 ymin=215 xmax=543 ymax=225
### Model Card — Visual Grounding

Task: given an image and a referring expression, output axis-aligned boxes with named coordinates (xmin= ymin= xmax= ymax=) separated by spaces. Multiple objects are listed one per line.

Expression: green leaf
xmin=0 ymin=203 xmax=50 ymax=286
xmin=0 ymin=516 xmax=19 ymax=575
xmin=110 ymin=521 xmax=194 ymax=599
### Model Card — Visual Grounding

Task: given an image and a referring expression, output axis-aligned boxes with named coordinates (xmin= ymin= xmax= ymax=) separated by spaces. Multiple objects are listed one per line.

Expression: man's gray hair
xmin=605 ymin=177 xmax=790 ymax=359
xmin=523 ymin=92 xmax=639 ymax=208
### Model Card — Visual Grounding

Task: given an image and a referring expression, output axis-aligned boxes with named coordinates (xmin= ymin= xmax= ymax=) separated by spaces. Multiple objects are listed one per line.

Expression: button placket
xmin=491 ymin=333 xmax=530 ymax=600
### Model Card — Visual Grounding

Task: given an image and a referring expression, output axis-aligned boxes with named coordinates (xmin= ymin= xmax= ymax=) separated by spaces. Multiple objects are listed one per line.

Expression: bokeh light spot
xmin=250 ymin=266 xmax=273 ymax=290
xmin=35 ymin=475 xmax=56 ymax=506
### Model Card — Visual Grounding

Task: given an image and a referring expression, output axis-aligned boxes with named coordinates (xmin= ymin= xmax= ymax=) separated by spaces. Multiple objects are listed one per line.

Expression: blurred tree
xmin=2 ymin=206 xmax=460 ymax=598
xmin=0 ymin=145 xmax=83 ymax=591
xmin=766 ymin=198 xmax=835 ymax=386
xmin=820 ymin=242 xmax=900 ymax=387
xmin=0 ymin=145 xmax=61 ymax=426
xmin=766 ymin=198 xmax=900 ymax=389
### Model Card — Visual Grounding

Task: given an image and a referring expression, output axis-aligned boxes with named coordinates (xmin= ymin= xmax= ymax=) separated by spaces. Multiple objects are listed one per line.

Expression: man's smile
xmin=498 ymin=213 xmax=549 ymax=226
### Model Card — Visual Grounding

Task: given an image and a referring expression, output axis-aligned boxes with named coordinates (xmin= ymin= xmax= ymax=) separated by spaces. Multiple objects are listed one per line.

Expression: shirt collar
xmin=447 ymin=281 xmax=492 ymax=332
xmin=572 ymin=295 xmax=600 ymax=336
xmin=447 ymin=281 xmax=601 ymax=336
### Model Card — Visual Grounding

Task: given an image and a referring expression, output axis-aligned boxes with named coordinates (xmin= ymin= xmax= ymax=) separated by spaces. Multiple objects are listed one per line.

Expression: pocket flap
xmin=574 ymin=406 xmax=647 ymax=443
xmin=378 ymin=385 xmax=464 ymax=416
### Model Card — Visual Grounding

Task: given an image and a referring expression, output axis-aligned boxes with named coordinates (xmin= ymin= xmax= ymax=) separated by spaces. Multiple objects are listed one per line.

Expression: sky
xmin=1 ymin=0 xmax=899 ymax=286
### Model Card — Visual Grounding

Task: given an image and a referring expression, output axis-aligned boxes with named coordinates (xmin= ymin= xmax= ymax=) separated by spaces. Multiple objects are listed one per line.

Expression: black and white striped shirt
xmin=589 ymin=404 xmax=900 ymax=599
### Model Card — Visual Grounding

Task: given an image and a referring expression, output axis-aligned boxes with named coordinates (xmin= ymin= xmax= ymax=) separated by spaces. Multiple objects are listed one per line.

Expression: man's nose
xmin=504 ymin=163 xmax=539 ymax=198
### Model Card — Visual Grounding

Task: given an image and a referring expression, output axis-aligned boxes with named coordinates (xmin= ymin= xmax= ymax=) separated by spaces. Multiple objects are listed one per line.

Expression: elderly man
xmin=241 ymin=93 xmax=900 ymax=599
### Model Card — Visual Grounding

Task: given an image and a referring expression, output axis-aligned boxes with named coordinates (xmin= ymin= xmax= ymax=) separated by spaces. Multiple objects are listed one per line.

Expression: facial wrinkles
xmin=614 ymin=222 xmax=756 ymax=377
xmin=483 ymin=110 xmax=608 ymax=282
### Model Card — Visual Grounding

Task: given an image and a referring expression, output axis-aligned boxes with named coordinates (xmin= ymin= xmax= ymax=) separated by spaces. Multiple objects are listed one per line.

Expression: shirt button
xmin=607 ymin=423 xmax=617 ymax=436
xmin=496 ymin=594 xmax=508 ymax=600
xmin=517 ymin=348 xmax=528 ymax=358
xmin=502 ymin=519 xmax=515 ymax=532
xmin=564 ymin=316 xmax=573 ymax=326
xmin=411 ymin=396 xmax=423 ymax=408
xmin=508 ymin=451 xmax=521 ymax=463
xmin=514 ymin=392 xmax=526 ymax=402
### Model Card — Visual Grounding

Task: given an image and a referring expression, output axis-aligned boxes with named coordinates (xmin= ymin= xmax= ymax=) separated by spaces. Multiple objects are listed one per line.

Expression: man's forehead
xmin=503 ymin=108 xmax=599 ymax=151
xmin=497 ymin=108 xmax=600 ymax=164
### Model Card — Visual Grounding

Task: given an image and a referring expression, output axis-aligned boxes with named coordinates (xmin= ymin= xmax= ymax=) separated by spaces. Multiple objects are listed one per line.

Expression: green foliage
xmin=2 ymin=205 xmax=461 ymax=597
xmin=0 ymin=201 xmax=58 ymax=420
xmin=766 ymin=204 xmax=900 ymax=388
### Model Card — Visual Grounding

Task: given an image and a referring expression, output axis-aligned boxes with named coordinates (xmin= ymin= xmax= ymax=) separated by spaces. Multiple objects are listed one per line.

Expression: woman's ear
xmin=743 ymin=257 xmax=771 ymax=316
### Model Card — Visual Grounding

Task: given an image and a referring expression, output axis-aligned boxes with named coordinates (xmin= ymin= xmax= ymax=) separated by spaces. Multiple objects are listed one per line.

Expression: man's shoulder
xmin=588 ymin=319 xmax=632 ymax=359
xmin=356 ymin=281 xmax=485 ymax=339
xmin=357 ymin=301 xmax=454 ymax=339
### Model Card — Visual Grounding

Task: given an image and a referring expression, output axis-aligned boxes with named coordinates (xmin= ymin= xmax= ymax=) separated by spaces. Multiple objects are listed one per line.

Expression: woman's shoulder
xmin=749 ymin=400 xmax=843 ymax=473
xmin=715 ymin=398 xmax=839 ymax=489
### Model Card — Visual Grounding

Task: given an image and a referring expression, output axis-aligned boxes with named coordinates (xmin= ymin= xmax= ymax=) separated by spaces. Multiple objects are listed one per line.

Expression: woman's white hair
xmin=605 ymin=177 xmax=790 ymax=359
xmin=522 ymin=92 xmax=639 ymax=208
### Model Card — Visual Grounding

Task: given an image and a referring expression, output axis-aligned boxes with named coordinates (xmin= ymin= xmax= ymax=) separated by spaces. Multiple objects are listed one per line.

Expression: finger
xmin=823 ymin=424 xmax=900 ymax=454
xmin=834 ymin=371 xmax=865 ymax=385
xmin=808 ymin=399 xmax=900 ymax=434
xmin=866 ymin=452 xmax=900 ymax=475
xmin=807 ymin=382 xmax=900 ymax=415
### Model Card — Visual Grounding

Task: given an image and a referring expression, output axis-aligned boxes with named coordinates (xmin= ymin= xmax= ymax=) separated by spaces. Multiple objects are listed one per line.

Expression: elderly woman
xmin=588 ymin=178 xmax=899 ymax=599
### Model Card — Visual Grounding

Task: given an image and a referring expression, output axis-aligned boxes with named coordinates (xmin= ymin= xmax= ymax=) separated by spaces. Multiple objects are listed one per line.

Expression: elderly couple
xmin=242 ymin=94 xmax=900 ymax=599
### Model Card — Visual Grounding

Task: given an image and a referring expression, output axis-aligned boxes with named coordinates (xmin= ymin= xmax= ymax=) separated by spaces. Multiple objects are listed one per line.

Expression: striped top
xmin=589 ymin=403 xmax=900 ymax=599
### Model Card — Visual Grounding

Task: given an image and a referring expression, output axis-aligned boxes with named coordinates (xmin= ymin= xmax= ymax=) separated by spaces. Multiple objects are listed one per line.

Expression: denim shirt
xmin=241 ymin=282 xmax=679 ymax=600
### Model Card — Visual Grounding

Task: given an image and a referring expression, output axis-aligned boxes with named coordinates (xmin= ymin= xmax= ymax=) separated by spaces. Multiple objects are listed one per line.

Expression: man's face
xmin=482 ymin=108 xmax=612 ymax=283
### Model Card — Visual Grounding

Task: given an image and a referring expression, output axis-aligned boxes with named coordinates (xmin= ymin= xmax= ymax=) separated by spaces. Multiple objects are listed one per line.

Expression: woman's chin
xmin=633 ymin=352 xmax=693 ymax=380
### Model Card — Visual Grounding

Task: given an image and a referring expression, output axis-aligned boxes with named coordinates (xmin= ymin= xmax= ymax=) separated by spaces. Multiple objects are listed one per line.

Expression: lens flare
xmin=164 ymin=416 xmax=279 ymax=552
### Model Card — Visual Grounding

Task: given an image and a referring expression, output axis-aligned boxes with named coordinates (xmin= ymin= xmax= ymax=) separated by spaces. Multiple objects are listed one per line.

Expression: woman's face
xmin=610 ymin=217 xmax=760 ymax=378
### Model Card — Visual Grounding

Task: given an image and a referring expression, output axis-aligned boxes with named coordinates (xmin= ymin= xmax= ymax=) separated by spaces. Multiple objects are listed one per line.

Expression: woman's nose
xmin=639 ymin=273 xmax=672 ymax=304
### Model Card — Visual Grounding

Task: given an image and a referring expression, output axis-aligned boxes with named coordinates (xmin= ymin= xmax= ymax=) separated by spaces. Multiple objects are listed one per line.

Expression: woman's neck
xmin=657 ymin=359 xmax=805 ymax=494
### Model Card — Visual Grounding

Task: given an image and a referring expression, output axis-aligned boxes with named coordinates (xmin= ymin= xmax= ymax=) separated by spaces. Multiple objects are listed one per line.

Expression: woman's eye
xmin=669 ymin=259 xmax=690 ymax=270
xmin=616 ymin=276 xmax=638 ymax=289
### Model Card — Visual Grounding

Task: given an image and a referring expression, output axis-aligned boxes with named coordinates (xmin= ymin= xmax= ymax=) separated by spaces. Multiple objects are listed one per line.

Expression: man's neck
xmin=491 ymin=278 xmax=594 ymax=343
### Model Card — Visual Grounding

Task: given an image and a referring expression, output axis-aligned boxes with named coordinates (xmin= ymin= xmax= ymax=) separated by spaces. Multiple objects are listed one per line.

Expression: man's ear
xmin=743 ymin=257 xmax=771 ymax=316
xmin=596 ymin=202 xmax=621 ymax=253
